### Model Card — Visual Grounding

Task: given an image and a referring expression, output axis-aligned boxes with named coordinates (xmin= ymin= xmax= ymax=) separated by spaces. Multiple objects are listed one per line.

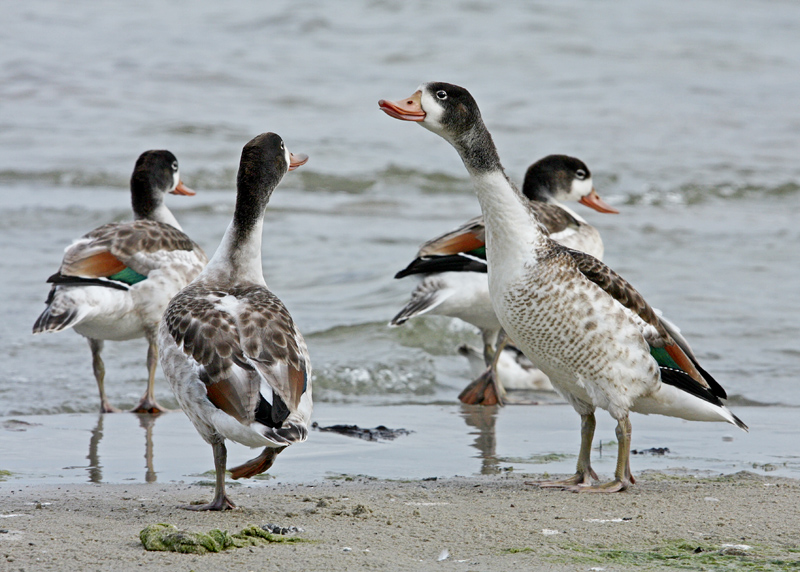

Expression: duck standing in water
xmin=33 ymin=150 xmax=207 ymax=413
xmin=380 ymin=83 xmax=746 ymax=492
xmin=159 ymin=133 xmax=311 ymax=510
xmin=390 ymin=154 xmax=618 ymax=404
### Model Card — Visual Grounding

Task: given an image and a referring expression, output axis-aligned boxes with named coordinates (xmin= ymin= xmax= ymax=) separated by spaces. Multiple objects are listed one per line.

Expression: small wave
xmin=624 ymin=181 xmax=800 ymax=206
xmin=0 ymin=169 xmax=126 ymax=188
xmin=312 ymin=361 xmax=439 ymax=399
xmin=379 ymin=164 xmax=470 ymax=195
xmin=392 ymin=316 xmax=482 ymax=355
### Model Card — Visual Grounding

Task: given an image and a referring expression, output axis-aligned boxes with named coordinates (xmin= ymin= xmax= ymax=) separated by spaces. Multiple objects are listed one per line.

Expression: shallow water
xmin=1 ymin=0 xmax=799 ymax=483
xmin=2 ymin=404 xmax=797 ymax=485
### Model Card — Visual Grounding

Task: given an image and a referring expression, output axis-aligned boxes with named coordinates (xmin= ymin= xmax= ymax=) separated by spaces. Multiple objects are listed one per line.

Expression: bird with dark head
xmin=159 ymin=132 xmax=310 ymax=510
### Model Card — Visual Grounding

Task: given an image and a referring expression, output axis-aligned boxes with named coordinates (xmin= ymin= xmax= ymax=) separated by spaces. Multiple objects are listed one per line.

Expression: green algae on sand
xmin=140 ymin=523 xmax=306 ymax=554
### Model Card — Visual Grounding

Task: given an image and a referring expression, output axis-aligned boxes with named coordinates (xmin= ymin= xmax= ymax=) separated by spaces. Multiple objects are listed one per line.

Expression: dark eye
xmin=280 ymin=141 xmax=285 ymax=149
xmin=436 ymin=90 xmax=447 ymax=100
xmin=171 ymin=161 xmax=179 ymax=172
xmin=576 ymin=169 xmax=587 ymax=180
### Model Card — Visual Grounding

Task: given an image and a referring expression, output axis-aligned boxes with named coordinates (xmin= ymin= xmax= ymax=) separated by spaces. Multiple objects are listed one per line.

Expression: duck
xmin=389 ymin=155 xmax=617 ymax=405
xmin=158 ymin=133 xmax=311 ymax=510
xmin=379 ymin=83 xmax=747 ymax=492
xmin=32 ymin=150 xmax=208 ymax=414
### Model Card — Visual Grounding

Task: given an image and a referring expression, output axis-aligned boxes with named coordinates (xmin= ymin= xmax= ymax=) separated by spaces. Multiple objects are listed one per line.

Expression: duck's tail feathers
xmin=641 ymin=367 xmax=748 ymax=432
xmin=32 ymin=293 xmax=81 ymax=334
xmin=389 ymin=288 xmax=451 ymax=326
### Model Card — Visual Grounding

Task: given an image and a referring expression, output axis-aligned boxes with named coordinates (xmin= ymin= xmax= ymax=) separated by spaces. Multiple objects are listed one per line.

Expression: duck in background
xmin=390 ymin=154 xmax=618 ymax=405
xmin=380 ymin=82 xmax=746 ymax=492
xmin=33 ymin=150 xmax=207 ymax=413
xmin=159 ymin=133 xmax=311 ymax=510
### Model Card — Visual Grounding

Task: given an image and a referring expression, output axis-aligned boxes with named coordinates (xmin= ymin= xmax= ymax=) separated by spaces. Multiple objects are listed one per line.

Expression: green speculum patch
xmin=468 ymin=246 xmax=486 ymax=259
xmin=650 ymin=346 xmax=682 ymax=370
xmin=108 ymin=267 xmax=147 ymax=285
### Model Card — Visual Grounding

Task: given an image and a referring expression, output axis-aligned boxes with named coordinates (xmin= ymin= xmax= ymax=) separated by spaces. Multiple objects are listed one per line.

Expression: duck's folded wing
xmin=162 ymin=285 xmax=260 ymax=424
xmin=417 ymin=215 xmax=486 ymax=258
xmin=59 ymin=220 xmax=205 ymax=281
xmin=566 ymin=248 xmax=713 ymax=392
xmin=529 ymin=202 xmax=581 ymax=236
xmin=234 ymin=286 xmax=310 ymax=413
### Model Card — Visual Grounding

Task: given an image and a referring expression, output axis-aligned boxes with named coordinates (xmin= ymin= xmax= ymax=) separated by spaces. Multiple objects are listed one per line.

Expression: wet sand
xmin=2 ymin=472 xmax=798 ymax=571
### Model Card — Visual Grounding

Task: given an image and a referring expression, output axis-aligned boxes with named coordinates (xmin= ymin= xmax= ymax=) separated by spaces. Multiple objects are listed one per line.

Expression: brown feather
xmin=206 ymin=380 xmax=251 ymax=424
xmin=62 ymin=220 xmax=206 ymax=277
xmin=664 ymin=342 xmax=706 ymax=385
xmin=67 ymin=251 xmax=127 ymax=278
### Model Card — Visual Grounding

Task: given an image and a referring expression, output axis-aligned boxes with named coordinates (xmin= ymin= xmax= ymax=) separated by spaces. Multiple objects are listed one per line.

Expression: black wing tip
xmin=694 ymin=362 xmax=728 ymax=400
xmin=388 ymin=314 xmax=408 ymax=327
xmin=732 ymin=413 xmax=749 ymax=432
xmin=46 ymin=274 xmax=130 ymax=292
xmin=394 ymin=255 xmax=487 ymax=279
xmin=659 ymin=366 xmax=721 ymax=407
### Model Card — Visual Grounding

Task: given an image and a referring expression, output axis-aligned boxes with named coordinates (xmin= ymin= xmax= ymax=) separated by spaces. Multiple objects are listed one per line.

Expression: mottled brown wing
xmin=529 ymin=202 xmax=581 ymax=235
xmin=163 ymin=283 xmax=309 ymax=422
xmin=418 ymin=215 xmax=486 ymax=257
xmin=232 ymin=285 xmax=309 ymax=411
xmin=162 ymin=283 xmax=259 ymax=423
xmin=566 ymin=248 xmax=708 ymax=387
xmin=61 ymin=220 xmax=206 ymax=278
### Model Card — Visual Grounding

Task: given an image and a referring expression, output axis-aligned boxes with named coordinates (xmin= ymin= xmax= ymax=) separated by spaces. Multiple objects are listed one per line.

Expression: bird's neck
xmin=201 ymin=191 xmax=268 ymax=286
xmin=135 ymin=202 xmax=182 ymax=230
xmin=202 ymin=218 xmax=266 ymax=286
xmin=451 ymin=124 xmax=547 ymax=256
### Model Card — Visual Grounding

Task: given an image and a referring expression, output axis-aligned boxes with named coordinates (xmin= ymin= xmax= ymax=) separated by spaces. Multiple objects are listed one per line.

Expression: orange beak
xmin=579 ymin=188 xmax=618 ymax=214
xmin=289 ymin=152 xmax=308 ymax=171
xmin=378 ymin=91 xmax=425 ymax=122
xmin=170 ymin=180 xmax=196 ymax=196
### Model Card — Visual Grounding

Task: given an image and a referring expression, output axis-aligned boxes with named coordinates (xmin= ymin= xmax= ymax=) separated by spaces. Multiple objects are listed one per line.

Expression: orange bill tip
xmin=378 ymin=91 xmax=426 ymax=122
xmin=171 ymin=180 xmax=196 ymax=196
xmin=579 ymin=188 xmax=618 ymax=214
xmin=289 ymin=152 xmax=308 ymax=171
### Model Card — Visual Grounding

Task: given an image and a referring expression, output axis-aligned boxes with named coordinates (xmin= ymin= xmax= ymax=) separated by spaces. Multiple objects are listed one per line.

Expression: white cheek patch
xmin=570 ymin=177 xmax=593 ymax=202
xmin=419 ymin=86 xmax=446 ymax=133
xmin=173 ymin=170 xmax=180 ymax=191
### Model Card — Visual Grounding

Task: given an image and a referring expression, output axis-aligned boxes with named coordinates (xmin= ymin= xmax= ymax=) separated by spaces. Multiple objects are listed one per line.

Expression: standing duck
xmin=159 ymin=133 xmax=311 ymax=510
xmin=390 ymin=154 xmax=617 ymax=404
xmin=32 ymin=150 xmax=207 ymax=413
xmin=379 ymin=83 xmax=746 ymax=492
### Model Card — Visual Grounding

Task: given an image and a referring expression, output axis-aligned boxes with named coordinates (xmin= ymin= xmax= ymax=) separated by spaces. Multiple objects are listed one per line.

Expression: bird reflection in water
xmin=459 ymin=404 xmax=501 ymax=475
xmin=85 ymin=413 xmax=159 ymax=483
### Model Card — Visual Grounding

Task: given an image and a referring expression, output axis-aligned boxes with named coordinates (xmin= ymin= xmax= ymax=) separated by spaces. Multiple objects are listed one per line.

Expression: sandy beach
xmin=2 ymin=471 xmax=798 ymax=571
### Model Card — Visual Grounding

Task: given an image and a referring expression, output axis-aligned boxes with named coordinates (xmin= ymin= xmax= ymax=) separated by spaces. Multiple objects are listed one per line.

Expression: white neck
xmin=471 ymin=170 xmax=548 ymax=264
xmin=200 ymin=219 xmax=266 ymax=286
xmin=145 ymin=203 xmax=183 ymax=231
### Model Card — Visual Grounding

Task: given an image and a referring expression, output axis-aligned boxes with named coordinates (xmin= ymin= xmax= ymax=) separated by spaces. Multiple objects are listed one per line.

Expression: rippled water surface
xmin=2 ymin=0 xmax=799 ymax=483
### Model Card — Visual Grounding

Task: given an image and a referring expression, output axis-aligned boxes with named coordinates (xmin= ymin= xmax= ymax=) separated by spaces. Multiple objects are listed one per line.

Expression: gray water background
xmin=1 ymin=0 xmax=799 ymax=483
